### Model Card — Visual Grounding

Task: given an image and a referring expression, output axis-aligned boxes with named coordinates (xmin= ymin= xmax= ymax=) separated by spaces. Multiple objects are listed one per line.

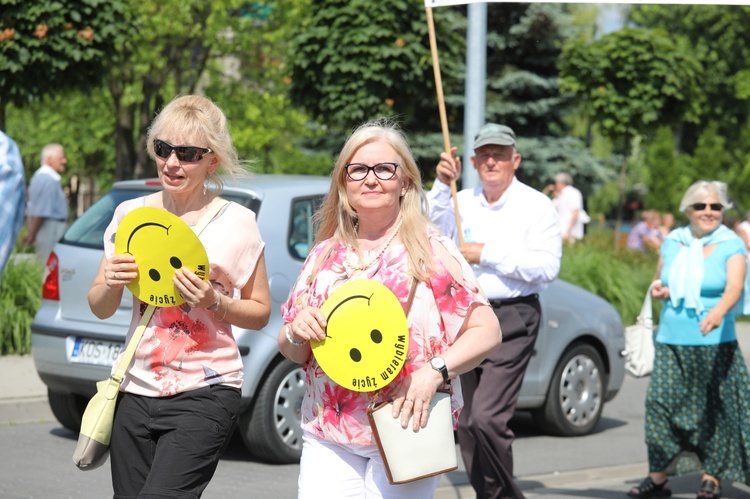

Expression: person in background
xmin=737 ymin=210 xmax=750 ymax=253
xmin=0 ymin=131 xmax=25 ymax=276
xmin=544 ymin=171 xmax=588 ymax=244
xmin=88 ymin=95 xmax=271 ymax=497
xmin=21 ymin=143 xmax=69 ymax=265
xmin=658 ymin=212 xmax=675 ymax=240
xmin=428 ymin=123 xmax=562 ymax=498
xmin=626 ymin=210 xmax=662 ymax=253
xmin=278 ymin=119 xmax=502 ymax=498
xmin=627 ymin=181 xmax=750 ymax=499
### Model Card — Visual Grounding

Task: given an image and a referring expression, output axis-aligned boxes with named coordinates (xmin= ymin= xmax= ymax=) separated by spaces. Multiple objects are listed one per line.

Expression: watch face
xmin=431 ymin=357 xmax=445 ymax=369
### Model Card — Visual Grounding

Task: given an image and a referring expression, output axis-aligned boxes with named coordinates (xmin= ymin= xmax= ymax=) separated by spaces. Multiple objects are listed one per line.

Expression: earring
xmin=203 ymin=172 xmax=211 ymax=196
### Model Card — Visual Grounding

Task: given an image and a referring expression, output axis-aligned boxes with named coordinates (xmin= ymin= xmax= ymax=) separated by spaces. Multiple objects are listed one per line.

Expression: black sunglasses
xmin=153 ymin=139 xmax=212 ymax=162
xmin=690 ymin=202 xmax=723 ymax=212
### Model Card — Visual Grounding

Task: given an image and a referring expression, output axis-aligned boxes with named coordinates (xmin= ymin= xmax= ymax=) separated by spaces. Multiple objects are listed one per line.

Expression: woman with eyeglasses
xmin=88 ymin=95 xmax=270 ymax=497
xmin=277 ymin=118 xmax=501 ymax=498
xmin=628 ymin=180 xmax=750 ymax=499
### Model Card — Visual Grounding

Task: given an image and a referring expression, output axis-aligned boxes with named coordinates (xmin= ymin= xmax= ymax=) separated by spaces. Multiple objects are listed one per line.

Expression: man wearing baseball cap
xmin=427 ymin=123 xmax=562 ymax=499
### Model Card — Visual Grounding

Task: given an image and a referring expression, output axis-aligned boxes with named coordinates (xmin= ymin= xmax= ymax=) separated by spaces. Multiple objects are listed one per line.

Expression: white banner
xmin=426 ymin=0 xmax=747 ymax=6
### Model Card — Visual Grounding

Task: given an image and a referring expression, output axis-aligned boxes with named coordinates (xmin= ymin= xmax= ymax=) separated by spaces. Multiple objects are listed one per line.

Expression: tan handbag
xmin=73 ymin=305 xmax=155 ymax=470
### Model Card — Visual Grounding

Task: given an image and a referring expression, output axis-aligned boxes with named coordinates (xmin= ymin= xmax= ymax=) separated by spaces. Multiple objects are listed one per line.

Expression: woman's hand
xmin=104 ymin=254 xmax=137 ymax=289
xmin=651 ymin=280 xmax=670 ymax=300
xmin=289 ymin=306 xmax=328 ymax=344
xmin=173 ymin=267 xmax=219 ymax=310
xmin=390 ymin=363 xmax=444 ymax=431
xmin=699 ymin=308 xmax=725 ymax=335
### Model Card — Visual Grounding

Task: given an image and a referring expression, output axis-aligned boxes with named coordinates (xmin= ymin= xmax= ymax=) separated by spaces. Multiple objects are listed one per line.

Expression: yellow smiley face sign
xmin=114 ymin=207 xmax=209 ymax=307
xmin=313 ymin=279 xmax=409 ymax=392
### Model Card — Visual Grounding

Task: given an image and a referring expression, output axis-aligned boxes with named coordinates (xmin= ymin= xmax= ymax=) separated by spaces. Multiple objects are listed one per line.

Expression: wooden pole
xmin=426 ymin=6 xmax=464 ymax=246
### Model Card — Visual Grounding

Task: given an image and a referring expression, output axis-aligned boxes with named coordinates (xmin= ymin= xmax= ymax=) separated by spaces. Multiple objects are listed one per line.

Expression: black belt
xmin=488 ymin=294 xmax=539 ymax=308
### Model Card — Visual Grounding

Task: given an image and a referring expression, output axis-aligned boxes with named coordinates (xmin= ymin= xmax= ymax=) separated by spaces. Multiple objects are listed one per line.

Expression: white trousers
xmin=298 ymin=432 xmax=440 ymax=499
xmin=34 ymin=219 xmax=66 ymax=265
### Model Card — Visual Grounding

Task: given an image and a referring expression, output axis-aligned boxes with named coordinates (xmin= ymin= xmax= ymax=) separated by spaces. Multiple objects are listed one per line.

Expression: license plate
xmin=69 ymin=337 xmax=124 ymax=366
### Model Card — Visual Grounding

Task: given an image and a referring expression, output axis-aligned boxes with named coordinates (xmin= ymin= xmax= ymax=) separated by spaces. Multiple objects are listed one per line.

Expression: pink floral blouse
xmin=281 ymin=227 xmax=488 ymax=446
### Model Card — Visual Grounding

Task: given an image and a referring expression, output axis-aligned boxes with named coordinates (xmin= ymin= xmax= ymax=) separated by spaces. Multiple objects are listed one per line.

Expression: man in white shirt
xmin=427 ymin=123 xmax=562 ymax=499
xmin=549 ymin=172 xmax=587 ymax=243
xmin=22 ymin=144 xmax=69 ymax=265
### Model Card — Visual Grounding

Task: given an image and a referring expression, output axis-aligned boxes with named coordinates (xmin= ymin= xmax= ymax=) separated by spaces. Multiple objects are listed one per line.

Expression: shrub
xmin=0 ymin=254 xmax=43 ymax=355
xmin=559 ymin=227 xmax=660 ymax=324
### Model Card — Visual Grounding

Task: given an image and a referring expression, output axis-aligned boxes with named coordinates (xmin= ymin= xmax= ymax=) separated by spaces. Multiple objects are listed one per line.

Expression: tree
xmin=287 ymin=0 xmax=465 ymax=135
xmin=0 ymin=0 xmax=132 ymax=130
xmin=630 ymin=5 xmax=750 ymax=154
xmin=560 ymin=27 xmax=703 ymax=249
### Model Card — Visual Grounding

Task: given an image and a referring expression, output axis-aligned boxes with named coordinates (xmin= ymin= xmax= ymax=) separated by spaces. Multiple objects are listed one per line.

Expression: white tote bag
xmin=368 ymin=390 xmax=457 ymax=484
xmin=624 ymin=280 xmax=661 ymax=377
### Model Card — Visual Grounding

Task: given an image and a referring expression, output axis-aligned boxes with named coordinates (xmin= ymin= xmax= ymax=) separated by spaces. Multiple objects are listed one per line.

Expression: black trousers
xmin=457 ymin=297 xmax=541 ymax=499
xmin=110 ymin=385 xmax=241 ymax=499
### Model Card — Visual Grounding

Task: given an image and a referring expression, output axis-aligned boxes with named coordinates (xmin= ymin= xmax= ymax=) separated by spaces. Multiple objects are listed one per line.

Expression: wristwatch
xmin=429 ymin=356 xmax=449 ymax=384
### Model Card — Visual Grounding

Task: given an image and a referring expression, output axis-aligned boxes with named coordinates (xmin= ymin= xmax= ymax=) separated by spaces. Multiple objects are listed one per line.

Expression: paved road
xmin=3 ymin=325 xmax=750 ymax=498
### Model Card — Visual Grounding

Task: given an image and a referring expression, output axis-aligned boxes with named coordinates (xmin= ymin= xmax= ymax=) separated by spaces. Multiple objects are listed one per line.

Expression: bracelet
xmin=285 ymin=325 xmax=306 ymax=346
xmin=211 ymin=292 xmax=222 ymax=312
xmin=217 ymin=296 xmax=229 ymax=322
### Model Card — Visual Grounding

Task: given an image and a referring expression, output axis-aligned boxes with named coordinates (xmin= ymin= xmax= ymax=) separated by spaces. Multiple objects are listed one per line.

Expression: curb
xmin=0 ymin=396 xmax=55 ymax=426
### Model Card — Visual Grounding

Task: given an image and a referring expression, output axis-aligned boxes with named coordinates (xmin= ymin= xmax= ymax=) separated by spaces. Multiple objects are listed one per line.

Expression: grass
xmin=0 ymin=254 xmax=44 ymax=355
xmin=559 ymin=227 xmax=660 ymax=325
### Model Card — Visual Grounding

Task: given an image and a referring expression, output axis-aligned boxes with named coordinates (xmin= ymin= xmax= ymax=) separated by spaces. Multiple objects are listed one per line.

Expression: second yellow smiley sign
xmin=313 ymin=279 xmax=410 ymax=392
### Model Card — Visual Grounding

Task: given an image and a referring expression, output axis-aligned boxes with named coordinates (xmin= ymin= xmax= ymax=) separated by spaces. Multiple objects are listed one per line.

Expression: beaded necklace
xmin=344 ymin=217 xmax=403 ymax=275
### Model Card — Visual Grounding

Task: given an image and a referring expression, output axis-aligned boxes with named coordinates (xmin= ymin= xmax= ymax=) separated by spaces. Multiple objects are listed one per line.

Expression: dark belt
xmin=488 ymin=293 xmax=539 ymax=308
xmin=50 ymin=218 xmax=67 ymax=222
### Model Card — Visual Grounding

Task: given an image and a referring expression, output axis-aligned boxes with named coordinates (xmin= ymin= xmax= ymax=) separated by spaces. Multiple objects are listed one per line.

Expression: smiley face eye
xmin=149 ymin=269 xmax=161 ymax=281
xmin=370 ymin=329 xmax=382 ymax=343
xmin=170 ymin=256 xmax=182 ymax=269
xmin=350 ymin=349 xmax=362 ymax=362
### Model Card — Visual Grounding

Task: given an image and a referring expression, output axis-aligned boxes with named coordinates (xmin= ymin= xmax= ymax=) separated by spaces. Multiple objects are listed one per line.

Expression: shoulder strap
xmin=110 ymin=304 xmax=155 ymax=383
xmin=193 ymin=198 xmax=229 ymax=236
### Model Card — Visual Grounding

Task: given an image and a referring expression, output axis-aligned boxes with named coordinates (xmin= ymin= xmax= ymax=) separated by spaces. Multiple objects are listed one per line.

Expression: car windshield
xmin=62 ymin=189 xmax=154 ymax=249
xmin=62 ymin=188 xmax=261 ymax=250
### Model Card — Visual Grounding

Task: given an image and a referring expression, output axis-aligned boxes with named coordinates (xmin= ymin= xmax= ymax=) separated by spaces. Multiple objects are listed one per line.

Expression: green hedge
xmin=0 ymin=254 xmax=43 ymax=355
xmin=559 ymin=227 xmax=660 ymax=325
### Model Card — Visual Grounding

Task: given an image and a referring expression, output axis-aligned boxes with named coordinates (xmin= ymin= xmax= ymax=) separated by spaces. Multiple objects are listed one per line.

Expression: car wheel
xmin=238 ymin=359 xmax=305 ymax=464
xmin=532 ymin=343 xmax=605 ymax=436
xmin=48 ymin=389 xmax=87 ymax=433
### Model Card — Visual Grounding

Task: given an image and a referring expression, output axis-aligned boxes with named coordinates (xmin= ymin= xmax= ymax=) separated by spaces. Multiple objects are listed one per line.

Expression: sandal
xmin=627 ymin=476 xmax=672 ymax=497
xmin=697 ymin=478 xmax=721 ymax=499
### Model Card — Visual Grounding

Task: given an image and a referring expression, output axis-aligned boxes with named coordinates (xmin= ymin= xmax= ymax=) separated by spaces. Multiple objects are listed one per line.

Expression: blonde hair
xmin=146 ymin=95 xmax=249 ymax=192
xmin=678 ymin=180 xmax=732 ymax=213
xmin=312 ymin=118 xmax=434 ymax=281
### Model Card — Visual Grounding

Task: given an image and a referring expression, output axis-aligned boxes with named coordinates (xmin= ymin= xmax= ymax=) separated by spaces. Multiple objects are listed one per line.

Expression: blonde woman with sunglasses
xmin=88 ymin=95 xmax=271 ymax=497
xmin=628 ymin=181 xmax=750 ymax=499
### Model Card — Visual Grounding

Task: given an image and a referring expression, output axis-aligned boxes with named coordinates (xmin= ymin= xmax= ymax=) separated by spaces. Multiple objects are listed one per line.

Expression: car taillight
xmin=42 ymin=251 xmax=60 ymax=301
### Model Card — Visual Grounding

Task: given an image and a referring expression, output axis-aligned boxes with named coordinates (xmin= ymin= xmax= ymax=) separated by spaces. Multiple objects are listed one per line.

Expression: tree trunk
xmin=613 ymin=135 xmax=630 ymax=252
xmin=0 ymin=100 xmax=6 ymax=132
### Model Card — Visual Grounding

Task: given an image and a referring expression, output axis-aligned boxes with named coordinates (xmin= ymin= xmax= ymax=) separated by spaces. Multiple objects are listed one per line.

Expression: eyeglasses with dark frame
xmin=153 ymin=139 xmax=212 ymax=163
xmin=344 ymin=162 xmax=399 ymax=181
xmin=690 ymin=202 xmax=723 ymax=212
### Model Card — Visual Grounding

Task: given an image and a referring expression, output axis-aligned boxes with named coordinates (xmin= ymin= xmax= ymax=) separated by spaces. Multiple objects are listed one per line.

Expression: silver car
xmin=31 ymin=174 xmax=625 ymax=464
